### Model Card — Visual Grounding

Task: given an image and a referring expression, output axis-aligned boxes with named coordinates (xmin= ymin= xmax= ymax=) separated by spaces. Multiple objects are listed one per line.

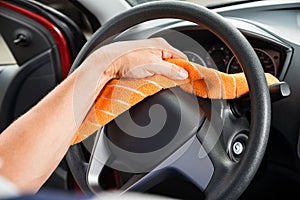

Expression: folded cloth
xmin=71 ymin=59 xmax=279 ymax=144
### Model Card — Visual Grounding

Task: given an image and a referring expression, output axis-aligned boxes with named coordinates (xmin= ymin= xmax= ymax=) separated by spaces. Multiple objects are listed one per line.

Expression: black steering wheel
xmin=66 ymin=2 xmax=271 ymax=200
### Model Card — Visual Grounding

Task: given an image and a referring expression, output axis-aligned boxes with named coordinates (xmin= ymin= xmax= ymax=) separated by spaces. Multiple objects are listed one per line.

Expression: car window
xmin=0 ymin=34 xmax=16 ymax=65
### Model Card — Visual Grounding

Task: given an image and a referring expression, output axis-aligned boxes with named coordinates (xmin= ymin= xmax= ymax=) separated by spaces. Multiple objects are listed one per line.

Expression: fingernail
xmin=179 ymin=69 xmax=188 ymax=80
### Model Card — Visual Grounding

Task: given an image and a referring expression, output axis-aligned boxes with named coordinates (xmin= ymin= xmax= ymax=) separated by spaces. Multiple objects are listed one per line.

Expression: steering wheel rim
xmin=66 ymin=2 xmax=271 ymax=199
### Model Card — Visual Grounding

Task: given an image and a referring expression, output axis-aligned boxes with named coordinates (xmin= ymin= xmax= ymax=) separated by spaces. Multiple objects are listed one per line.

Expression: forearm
xmin=0 ymin=59 xmax=111 ymax=193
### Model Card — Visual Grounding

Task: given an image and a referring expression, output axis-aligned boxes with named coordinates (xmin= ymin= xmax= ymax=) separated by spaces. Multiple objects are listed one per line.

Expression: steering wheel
xmin=66 ymin=1 xmax=271 ymax=200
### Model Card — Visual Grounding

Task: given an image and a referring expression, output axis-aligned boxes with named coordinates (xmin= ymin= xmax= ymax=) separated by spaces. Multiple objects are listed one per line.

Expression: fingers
xmin=101 ymin=37 xmax=189 ymax=80
xmin=119 ymin=38 xmax=189 ymax=80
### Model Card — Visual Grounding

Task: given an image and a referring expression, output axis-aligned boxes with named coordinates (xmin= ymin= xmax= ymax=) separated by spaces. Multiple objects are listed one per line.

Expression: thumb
xmin=145 ymin=61 xmax=189 ymax=80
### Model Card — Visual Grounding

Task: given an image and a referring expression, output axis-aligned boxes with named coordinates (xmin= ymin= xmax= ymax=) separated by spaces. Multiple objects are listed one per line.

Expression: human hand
xmin=80 ymin=37 xmax=189 ymax=81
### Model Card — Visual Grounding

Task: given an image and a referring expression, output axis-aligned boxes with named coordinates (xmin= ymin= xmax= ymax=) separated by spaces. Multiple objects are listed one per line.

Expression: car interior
xmin=0 ymin=0 xmax=300 ymax=199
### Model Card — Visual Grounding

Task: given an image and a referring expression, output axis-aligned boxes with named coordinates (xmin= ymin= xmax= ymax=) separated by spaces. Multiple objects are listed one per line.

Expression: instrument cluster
xmin=183 ymin=43 xmax=280 ymax=77
xmin=176 ymin=29 xmax=284 ymax=78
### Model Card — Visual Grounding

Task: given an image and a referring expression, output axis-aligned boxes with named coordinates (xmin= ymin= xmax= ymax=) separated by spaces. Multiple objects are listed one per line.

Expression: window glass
xmin=0 ymin=34 xmax=16 ymax=65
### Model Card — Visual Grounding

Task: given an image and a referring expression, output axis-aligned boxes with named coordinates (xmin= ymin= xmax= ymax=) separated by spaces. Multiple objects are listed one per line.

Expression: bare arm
xmin=0 ymin=38 xmax=188 ymax=194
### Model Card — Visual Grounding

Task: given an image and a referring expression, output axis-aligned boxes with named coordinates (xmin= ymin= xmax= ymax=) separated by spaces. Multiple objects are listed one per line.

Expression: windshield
xmin=126 ymin=0 xmax=260 ymax=7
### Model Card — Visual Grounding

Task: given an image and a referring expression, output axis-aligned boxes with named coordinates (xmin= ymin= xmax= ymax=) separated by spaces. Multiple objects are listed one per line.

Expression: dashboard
xmin=69 ymin=1 xmax=300 ymax=199
xmin=155 ymin=27 xmax=290 ymax=79
xmin=58 ymin=1 xmax=300 ymax=199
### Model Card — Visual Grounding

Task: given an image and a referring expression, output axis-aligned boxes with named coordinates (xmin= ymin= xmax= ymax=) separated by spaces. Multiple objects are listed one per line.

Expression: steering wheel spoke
xmin=126 ymin=136 xmax=214 ymax=192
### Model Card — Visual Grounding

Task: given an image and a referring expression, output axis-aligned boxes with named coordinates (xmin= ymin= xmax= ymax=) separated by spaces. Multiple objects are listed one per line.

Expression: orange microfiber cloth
xmin=71 ymin=59 xmax=279 ymax=144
